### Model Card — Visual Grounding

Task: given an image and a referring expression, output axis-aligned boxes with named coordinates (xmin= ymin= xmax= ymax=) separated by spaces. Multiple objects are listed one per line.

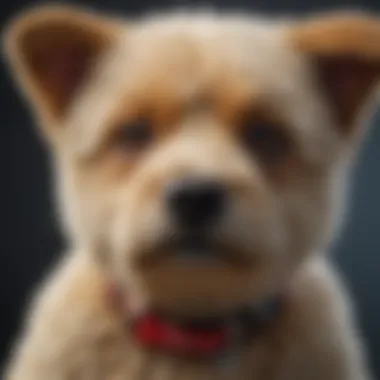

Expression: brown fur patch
xmin=288 ymin=12 xmax=380 ymax=130
xmin=2 ymin=5 xmax=123 ymax=131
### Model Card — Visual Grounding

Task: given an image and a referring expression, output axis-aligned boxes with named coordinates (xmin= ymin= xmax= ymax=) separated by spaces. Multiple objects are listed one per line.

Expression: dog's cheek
xmin=106 ymin=172 xmax=163 ymax=267
xmin=53 ymin=150 xmax=132 ymax=248
xmin=279 ymin=178 xmax=333 ymax=266
xmin=223 ymin=192 xmax=285 ymax=256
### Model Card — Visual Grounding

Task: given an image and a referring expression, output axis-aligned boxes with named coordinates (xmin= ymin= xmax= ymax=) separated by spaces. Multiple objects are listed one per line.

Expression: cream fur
xmin=2 ymin=5 xmax=379 ymax=380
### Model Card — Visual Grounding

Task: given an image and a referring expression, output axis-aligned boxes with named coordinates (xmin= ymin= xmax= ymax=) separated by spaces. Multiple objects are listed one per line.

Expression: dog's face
xmin=3 ymin=6 xmax=380 ymax=315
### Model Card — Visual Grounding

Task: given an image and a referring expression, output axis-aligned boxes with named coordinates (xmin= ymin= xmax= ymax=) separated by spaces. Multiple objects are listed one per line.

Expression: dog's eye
xmin=241 ymin=123 xmax=292 ymax=164
xmin=118 ymin=120 xmax=153 ymax=150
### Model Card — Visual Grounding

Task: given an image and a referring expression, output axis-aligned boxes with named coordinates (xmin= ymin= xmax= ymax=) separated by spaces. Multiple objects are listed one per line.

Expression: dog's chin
xmin=126 ymin=266 xmax=278 ymax=317
xmin=124 ymin=234 xmax=280 ymax=316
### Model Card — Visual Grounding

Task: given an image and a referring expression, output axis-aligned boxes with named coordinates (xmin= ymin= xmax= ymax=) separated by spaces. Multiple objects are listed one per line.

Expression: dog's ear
xmin=288 ymin=13 xmax=380 ymax=136
xmin=2 ymin=5 xmax=122 ymax=139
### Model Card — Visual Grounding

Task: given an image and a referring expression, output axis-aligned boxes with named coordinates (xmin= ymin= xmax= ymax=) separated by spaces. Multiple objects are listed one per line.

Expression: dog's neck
xmin=105 ymin=280 xmax=286 ymax=364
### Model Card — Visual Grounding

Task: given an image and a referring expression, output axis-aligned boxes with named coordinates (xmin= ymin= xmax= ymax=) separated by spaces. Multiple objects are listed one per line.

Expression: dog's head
xmin=3 ymin=6 xmax=380 ymax=316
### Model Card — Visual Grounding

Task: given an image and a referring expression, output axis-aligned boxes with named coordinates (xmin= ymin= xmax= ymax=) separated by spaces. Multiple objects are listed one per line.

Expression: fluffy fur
xmin=2 ymin=5 xmax=380 ymax=379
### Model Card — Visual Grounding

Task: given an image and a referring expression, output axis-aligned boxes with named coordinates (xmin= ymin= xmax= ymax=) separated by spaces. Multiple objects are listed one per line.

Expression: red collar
xmin=107 ymin=283 xmax=285 ymax=359
xmin=132 ymin=314 xmax=230 ymax=358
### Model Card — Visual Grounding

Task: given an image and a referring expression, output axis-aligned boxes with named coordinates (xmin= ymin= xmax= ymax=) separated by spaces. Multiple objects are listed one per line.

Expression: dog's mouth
xmin=171 ymin=234 xmax=220 ymax=259
xmin=136 ymin=232 xmax=251 ymax=269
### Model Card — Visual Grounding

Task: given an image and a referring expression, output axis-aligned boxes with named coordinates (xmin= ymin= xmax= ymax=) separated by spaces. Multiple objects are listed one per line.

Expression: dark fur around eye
xmin=118 ymin=120 xmax=154 ymax=149
xmin=241 ymin=122 xmax=292 ymax=164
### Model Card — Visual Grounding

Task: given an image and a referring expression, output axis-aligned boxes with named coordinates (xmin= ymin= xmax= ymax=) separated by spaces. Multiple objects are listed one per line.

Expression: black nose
xmin=165 ymin=177 xmax=226 ymax=229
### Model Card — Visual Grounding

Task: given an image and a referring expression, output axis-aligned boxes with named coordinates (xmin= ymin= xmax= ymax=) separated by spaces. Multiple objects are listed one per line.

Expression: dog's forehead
xmin=111 ymin=15 xmax=327 ymax=130
xmin=123 ymin=15 xmax=303 ymax=97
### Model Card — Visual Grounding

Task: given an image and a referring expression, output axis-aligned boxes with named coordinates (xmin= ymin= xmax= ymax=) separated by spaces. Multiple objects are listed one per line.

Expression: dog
xmin=2 ymin=4 xmax=379 ymax=379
